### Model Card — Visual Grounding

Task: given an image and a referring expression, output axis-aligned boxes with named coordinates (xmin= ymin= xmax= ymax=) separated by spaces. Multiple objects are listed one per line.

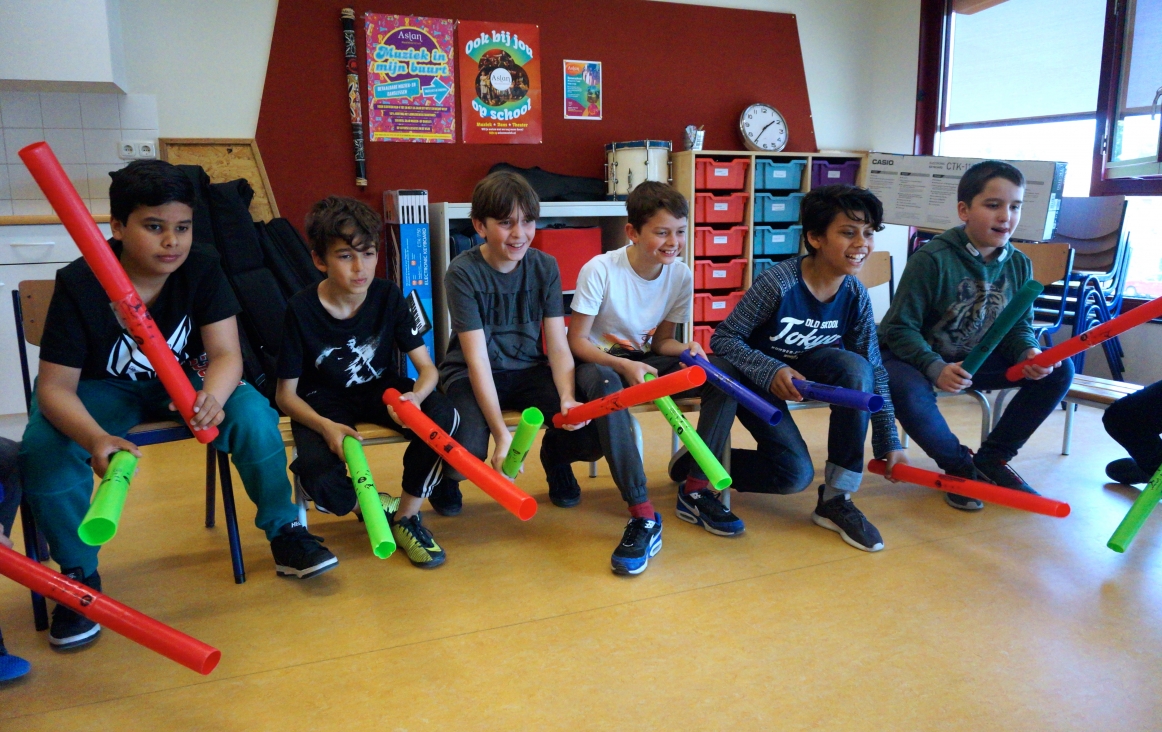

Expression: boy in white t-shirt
xmin=568 ymin=182 xmax=744 ymax=575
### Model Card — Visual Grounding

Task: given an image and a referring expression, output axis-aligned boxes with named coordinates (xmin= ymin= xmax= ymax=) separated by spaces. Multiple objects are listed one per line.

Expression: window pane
xmin=938 ymin=119 xmax=1096 ymax=196
xmin=1111 ymin=0 xmax=1162 ymax=163
xmin=1124 ymin=197 xmax=1162 ymax=299
xmin=1114 ymin=114 xmax=1162 ymax=161
xmin=946 ymin=0 xmax=1106 ymax=124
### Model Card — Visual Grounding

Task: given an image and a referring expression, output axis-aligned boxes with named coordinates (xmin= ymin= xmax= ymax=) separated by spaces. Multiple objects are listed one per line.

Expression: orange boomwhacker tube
xmin=1005 ymin=294 xmax=1162 ymax=382
xmin=383 ymin=389 xmax=537 ymax=520
xmin=551 ymin=366 xmax=707 ymax=427
xmin=0 ymin=545 xmax=220 ymax=674
xmin=868 ymin=460 xmax=1070 ymax=518
xmin=17 ymin=142 xmax=217 ymax=444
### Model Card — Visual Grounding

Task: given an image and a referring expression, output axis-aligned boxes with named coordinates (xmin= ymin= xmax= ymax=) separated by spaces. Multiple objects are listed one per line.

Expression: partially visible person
xmin=1103 ymin=381 xmax=1162 ymax=485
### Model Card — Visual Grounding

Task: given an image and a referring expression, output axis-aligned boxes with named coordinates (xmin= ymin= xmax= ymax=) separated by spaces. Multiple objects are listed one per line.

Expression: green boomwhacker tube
xmin=502 ymin=408 xmax=544 ymax=479
xmin=643 ymin=374 xmax=732 ymax=490
xmin=960 ymin=280 xmax=1044 ymax=375
xmin=342 ymin=436 xmax=396 ymax=558
xmin=78 ymin=451 xmax=139 ymax=546
xmin=1108 ymin=463 xmax=1162 ymax=553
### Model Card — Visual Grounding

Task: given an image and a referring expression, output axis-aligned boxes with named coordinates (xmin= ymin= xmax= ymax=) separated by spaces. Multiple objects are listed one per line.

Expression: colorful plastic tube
xmin=867 ymin=460 xmax=1070 ymax=517
xmin=0 ymin=544 xmax=220 ymax=674
xmin=1107 ymin=463 xmax=1162 ymax=553
xmin=679 ymin=351 xmax=781 ymax=426
xmin=644 ymin=374 xmax=731 ymax=490
xmin=342 ymin=436 xmax=395 ymax=558
xmin=17 ymin=142 xmax=216 ymax=444
xmin=1006 ymin=293 xmax=1162 ymax=382
xmin=552 ymin=366 xmax=706 ymax=427
xmin=792 ymin=379 xmax=883 ymax=413
xmin=501 ymin=408 xmax=543 ymax=479
xmin=961 ymin=280 xmax=1044 ymax=375
xmin=383 ymin=389 xmax=537 ymax=520
xmin=78 ymin=451 xmax=138 ymax=546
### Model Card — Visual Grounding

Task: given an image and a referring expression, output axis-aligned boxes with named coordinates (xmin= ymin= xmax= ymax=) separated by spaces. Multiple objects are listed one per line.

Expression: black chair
xmin=12 ymin=282 xmax=247 ymax=630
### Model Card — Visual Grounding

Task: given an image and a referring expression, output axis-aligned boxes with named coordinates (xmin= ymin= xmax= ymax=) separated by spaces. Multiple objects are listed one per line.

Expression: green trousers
xmin=19 ymin=376 xmax=298 ymax=576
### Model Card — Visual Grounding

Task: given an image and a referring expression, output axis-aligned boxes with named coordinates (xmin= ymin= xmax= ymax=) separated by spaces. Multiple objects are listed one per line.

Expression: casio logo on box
xmin=871 ymin=158 xmax=895 ymax=165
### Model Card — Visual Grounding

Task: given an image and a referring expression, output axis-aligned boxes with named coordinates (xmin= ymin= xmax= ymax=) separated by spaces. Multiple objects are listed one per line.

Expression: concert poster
xmin=364 ymin=13 xmax=456 ymax=143
xmin=457 ymin=20 xmax=542 ymax=144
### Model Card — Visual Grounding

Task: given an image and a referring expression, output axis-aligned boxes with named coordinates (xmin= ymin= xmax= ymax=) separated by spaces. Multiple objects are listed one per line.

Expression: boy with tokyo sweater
xmin=674 ymin=185 xmax=906 ymax=552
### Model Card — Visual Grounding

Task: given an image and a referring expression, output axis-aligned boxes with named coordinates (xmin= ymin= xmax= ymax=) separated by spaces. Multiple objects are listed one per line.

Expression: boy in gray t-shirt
xmin=434 ymin=172 xmax=590 ymax=517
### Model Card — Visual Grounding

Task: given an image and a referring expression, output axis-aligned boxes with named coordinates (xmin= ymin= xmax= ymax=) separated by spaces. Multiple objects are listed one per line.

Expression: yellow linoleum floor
xmin=2 ymin=397 xmax=1161 ymax=730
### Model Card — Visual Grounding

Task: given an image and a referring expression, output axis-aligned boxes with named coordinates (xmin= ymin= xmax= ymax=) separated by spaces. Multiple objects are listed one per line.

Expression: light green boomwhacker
xmin=78 ymin=450 xmax=139 ymax=546
xmin=502 ymin=408 xmax=544 ymax=479
xmin=643 ymin=374 xmax=731 ymax=490
xmin=1108 ymin=462 xmax=1162 ymax=553
xmin=342 ymin=436 xmax=396 ymax=558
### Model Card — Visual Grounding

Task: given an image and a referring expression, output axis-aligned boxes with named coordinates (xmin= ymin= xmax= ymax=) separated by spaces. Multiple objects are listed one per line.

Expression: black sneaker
xmin=812 ymin=486 xmax=884 ymax=552
xmin=1106 ymin=457 xmax=1151 ymax=485
xmin=611 ymin=513 xmax=663 ymax=575
xmin=428 ymin=478 xmax=463 ymax=517
xmin=391 ymin=513 xmax=446 ymax=569
xmin=676 ymin=488 xmax=745 ymax=536
xmin=546 ymin=465 xmax=581 ymax=508
xmin=944 ymin=460 xmax=987 ymax=511
xmin=270 ymin=522 xmax=338 ymax=579
xmin=973 ymin=452 xmax=1039 ymax=495
xmin=49 ymin=567 xmax=102 ymax=650
xmin=668 ymin=447 xmax=693 ymax=483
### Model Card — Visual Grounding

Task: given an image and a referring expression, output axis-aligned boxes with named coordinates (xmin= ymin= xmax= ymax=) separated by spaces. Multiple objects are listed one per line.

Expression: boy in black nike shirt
xmin=277 ymin=197 xmax=458 ymax=569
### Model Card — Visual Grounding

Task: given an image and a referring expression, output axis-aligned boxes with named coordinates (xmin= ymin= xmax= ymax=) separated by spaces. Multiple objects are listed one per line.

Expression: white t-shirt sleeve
xmin=569 ymin=255 xmax=608 ymax=316
xmin=661 ymin=262 xmax=694 ymax=324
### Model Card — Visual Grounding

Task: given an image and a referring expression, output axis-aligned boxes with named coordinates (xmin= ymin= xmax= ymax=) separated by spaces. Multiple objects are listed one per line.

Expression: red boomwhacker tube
xmin=1005 ymin=294 xmax=1162 ymax=382
xmin=867 ymin=460 xmax=1070 ymax=518
xmin=17 ymin=142 xmax=217 ymax=444
xmin=551 ymin=366 xmax=707 ymax=427
xmin=0 ymin=545 xmax=220 ymax=674
xmin=383 ymin=389 xmax=537 ymax=520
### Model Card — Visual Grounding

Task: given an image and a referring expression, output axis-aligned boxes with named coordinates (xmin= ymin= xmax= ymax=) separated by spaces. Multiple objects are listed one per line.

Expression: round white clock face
xmin=740 ymin=104 xmax=789 ymax=152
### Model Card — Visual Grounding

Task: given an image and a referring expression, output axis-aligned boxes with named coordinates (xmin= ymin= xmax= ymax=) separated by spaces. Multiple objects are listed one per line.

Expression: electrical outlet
xmin=118 ymin=140 xmax=157 ymax=160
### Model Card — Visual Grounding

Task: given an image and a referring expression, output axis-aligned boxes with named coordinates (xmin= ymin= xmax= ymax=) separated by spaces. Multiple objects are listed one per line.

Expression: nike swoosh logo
xmin=411 ymin=324 xmax=422 ymax=335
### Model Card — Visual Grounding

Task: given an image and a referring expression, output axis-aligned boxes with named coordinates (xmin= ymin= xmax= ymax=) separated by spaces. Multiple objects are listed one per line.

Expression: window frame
xmin=1091 ymin=0 xmax=1162 ymax=196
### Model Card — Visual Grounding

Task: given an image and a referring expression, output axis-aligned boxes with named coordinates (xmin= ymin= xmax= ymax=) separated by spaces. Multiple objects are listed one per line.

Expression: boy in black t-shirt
xmin=276 ymin=197 xmax=457 ymax=569
xmin=19 ymin=160 xmax=332 ymax=652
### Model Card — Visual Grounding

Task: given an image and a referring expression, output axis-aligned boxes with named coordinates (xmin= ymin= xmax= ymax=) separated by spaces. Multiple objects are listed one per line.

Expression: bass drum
xmin=604 ymin=140 xmax=671 ymax=200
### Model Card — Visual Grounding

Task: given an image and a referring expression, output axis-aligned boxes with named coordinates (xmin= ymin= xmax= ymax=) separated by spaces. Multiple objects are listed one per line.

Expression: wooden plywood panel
xmin=158 ymin=138 xmax=280 ymax=222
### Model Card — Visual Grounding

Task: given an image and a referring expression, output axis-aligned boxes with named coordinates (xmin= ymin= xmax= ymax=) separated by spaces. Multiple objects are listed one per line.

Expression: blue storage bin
xmin=754 ymin=192 xmax=805 ymax=223
xmin=753 ymin=225 xmax=802 ymax=256
xmin=753 ymin=258 xmax=776 ymax=278
xmin=754 ymin=159 xmax=806 ymax=190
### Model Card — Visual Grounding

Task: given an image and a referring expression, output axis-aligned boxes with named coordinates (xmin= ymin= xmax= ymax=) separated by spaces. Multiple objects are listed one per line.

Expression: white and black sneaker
xmin=49 ymin=567 xmax=102 ymax=650
xmin=812 ymin=486 xmax=884 ymax=552
xmin=270 ymin=522 xmax=338 ymax=579
xmin=611 ymin=513 xmax=663 ymax=575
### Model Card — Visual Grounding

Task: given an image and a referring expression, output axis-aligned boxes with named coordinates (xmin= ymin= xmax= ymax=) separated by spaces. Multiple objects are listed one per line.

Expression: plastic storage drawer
xmin=754 ymin=192 xmax=804 ymax=223
xmin=531 ymin=226 xmax=602 ymax=291
xmin=754 ymin=159 xmax=806 ymax=190
xmin=811 ymin=159 xmax=861 ymax=188
xmin=752 ymin=257 xmax=776 ymax=278
xmin=694 ymin=225 xmax=747 ymax=258
xmin=695 ymin=158 xmax=749 ymax=190
xmin=694 ymin=258 xmax=747 ymax=290
xmin=694 ymin=192 xmax=749 ymax=224
xmin=694 ymin=291 xmax=744 ymax=323
xmin=693 ymin=325 xmax=715 ymax=354
xmin=753 ymin=225 xmax=802 ymax=256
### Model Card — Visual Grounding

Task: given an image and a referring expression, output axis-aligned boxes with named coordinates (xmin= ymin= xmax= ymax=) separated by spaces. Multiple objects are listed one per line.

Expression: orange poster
xmin=457 ymin=21 xmax=541 ymax=144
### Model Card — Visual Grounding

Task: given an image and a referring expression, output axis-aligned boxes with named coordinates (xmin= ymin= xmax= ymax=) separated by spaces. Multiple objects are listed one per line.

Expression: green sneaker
xmin=391 ymin=513 xmax=446 ymax=569
xmin=356 ymin=492 xmax=399 ymax=523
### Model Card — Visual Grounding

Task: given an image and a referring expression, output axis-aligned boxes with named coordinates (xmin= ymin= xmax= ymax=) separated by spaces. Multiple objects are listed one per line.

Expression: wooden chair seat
xmin=1065 ymin=374 xmax=1143 ymax=407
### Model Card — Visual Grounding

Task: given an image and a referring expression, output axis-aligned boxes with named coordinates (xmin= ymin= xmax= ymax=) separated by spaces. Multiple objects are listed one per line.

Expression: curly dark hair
xmin=304 ymin=196 xmax=381 ymax=259
xmin=800 ymin=185 xmax=885 ymax=256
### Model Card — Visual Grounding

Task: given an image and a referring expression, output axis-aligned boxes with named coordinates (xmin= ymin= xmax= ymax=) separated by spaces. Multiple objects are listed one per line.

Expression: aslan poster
xmin=365 ymin=14 xmax=456 ymax=143
xmin=457 ymin=21 xmax=542 ymax=144
xmin=563 ymin=60 xmax=601 ymax=120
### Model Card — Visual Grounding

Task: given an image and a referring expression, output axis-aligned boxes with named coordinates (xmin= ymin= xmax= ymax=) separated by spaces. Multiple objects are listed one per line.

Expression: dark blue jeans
xmin=882 ymin=346 xmax=1074 ymax=474
xmin=1103 ymin=380 xmax=1162 ymax=476
xmin=691 ymin=348 xmax=875 ymax=494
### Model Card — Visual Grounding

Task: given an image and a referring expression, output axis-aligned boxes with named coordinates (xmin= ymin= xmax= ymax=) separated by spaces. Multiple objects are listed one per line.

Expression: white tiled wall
xmin=0 ymin=92 xmax=158 ymax=217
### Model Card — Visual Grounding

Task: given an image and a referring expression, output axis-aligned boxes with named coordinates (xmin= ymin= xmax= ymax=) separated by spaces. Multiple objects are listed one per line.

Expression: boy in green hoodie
xmin=878 ymin=160 xmax=1073 ymax=510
